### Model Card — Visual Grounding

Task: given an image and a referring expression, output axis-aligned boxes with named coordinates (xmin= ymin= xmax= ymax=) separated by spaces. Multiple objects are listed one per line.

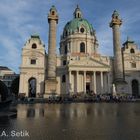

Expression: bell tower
xmin=45 ymin=5 xmax=59 ymax=96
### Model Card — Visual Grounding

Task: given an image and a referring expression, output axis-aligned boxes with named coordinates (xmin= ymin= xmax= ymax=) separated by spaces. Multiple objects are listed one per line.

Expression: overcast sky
xmin=0 ymin=0 xmax=140 ymax=73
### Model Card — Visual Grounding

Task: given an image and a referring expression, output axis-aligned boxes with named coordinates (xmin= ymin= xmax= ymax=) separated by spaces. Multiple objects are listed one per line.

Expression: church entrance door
xmin=28 ymin=78 xmax=36 ymax=97
xmin=86 ymin=83 xmax=90 ymax=93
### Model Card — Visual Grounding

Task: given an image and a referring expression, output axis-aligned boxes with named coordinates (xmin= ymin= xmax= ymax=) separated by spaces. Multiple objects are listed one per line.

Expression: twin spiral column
xmin=110 ymin=10 xmax=127 ymax=94
xmin=110 ymin=10 xmax=124 ymax=82
xmin=45 ymin=6 xmax=59 ymax=96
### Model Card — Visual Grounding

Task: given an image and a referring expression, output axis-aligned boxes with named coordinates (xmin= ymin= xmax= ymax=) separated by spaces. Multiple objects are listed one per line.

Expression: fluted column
xmin=83 ymin=71 xmax=86 ymax=93
xmin=76 ymin=71 xmax=79 ymax=93
xmin=93 ymin=71 xmax=96 ymax=94
xmin=92 ymin=73 xmax=94 ymax=92
xmin=48 ymin=20 xmax=57 ymax=79
xmin=110 ymin=10 xmax=124 ymax=82
xmin=47 ymin=6 xmax=58 ymax=80
xmin=107 ymin=72 xmax=111 ymax=93
xmin=101 ymin=72 xmax=103 ymax=94
xmin=45 ymin=6 xmax=59 ymax=96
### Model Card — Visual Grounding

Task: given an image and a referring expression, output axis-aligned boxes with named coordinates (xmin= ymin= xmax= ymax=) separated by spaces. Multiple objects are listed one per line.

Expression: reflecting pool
xmin=0 ymin=103 xmax=140 ymax=140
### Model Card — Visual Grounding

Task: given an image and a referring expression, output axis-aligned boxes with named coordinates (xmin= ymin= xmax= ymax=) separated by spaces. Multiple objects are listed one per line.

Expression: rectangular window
xmin=131 ymin=63 xmax=136 ymax=68
xmin=31 ymin=59 xmax=36 ymax=65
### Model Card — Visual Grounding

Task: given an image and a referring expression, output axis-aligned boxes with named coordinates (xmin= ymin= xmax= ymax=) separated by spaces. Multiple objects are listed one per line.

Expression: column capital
xmin=48 ymin=6 xmax=59 ymax=23
xmin=110 ymin=10 xmax=122 ymax=27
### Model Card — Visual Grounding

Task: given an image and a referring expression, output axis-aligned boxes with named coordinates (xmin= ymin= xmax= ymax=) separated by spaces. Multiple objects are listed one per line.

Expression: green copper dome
xmin=63 ymin=18 xmax=94 ymax=37
xmin=62 ymin=6 xmax=95 ymax=38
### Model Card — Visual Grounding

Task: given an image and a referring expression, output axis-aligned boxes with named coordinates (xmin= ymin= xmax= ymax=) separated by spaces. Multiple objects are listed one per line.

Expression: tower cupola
xmin=48 ymin=5 xmax=58 ymax=23
xmin=110 ymin=10 xmax=122 ymax=27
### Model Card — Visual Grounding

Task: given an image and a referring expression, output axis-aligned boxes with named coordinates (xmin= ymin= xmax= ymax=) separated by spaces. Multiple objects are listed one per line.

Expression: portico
xmin=68 ymin=69 xmax=111 ymax=95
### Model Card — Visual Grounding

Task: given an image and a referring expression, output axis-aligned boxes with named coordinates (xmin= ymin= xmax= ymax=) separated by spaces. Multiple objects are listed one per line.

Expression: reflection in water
xmin=27 ymin=108 xmax=35 ymax=118
xmin=39 ymin=108 xmax=44 ymax=117
xmin=1 ymin=103 xmax=140 ymax=140
xmin=26 ymin=108 xmax=45 ymax=118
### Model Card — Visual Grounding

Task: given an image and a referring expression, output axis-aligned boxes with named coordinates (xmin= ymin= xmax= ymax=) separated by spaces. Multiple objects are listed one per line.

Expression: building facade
xmin=19 ymin=6 xmax=140 ymax=98
xmin=0 ymin=66 xmax=18 ymax=89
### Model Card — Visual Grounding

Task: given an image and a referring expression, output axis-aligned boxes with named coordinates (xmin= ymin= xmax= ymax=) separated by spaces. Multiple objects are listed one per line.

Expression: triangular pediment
xmin=70 ymin=58 xmax=110 ymax=68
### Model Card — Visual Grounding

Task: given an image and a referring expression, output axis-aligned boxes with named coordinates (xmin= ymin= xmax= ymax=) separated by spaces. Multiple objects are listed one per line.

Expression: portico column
xmin=107 ymin=72 xmax=111 ymax=93
xmin=83 ymin=71 xmax=86 ymax=93
xmin=92 ymin=72 xmax=94 ymax=92
xmin=101 ymin=72 xmax=103 ymax=94
xmin=93 ymin=71 xmax=96 ymax=94
xmin=76 ymin=71 xmax=79 ymax=93
xmin=69 ymin=71 xmax=72 ymax=93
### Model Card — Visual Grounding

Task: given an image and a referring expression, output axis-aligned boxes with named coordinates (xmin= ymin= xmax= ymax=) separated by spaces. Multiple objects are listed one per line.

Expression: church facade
xmin=19 ymin=6 xmax=140 ymax=98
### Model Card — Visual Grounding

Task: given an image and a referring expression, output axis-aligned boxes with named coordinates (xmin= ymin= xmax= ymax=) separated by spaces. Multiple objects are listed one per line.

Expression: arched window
xmin=78 ymin=13 xmax=80 ymax=18
xmin=80 ymin=42 xmax=85 ymax=53
xmin=32 ymin=43 xmax=37 ymax=49
xmin=52 ymin=11 xmax=55 ymax=15
xmin=130 ymin=48 xmax=135 ymax=53
xmin=62 ymin=75 xmax=66 ymax=83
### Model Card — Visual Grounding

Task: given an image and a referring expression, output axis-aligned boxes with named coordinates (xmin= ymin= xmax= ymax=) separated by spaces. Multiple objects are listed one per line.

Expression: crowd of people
xmin=47 ymin=92 xmax=136 ymax=103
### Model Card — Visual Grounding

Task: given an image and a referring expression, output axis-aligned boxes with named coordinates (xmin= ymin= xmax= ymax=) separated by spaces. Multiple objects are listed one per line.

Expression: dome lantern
xmin=73 ymin=5 xmax=82 ymax=18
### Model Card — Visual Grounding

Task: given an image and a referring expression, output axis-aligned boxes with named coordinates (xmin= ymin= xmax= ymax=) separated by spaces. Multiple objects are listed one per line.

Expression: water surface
xmin=0 ymin=103 xmax=140 ymax=140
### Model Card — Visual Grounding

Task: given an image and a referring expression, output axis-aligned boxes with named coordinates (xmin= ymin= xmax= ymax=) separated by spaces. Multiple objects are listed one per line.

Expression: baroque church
xmin=19 ymin=5 xmax=140 ymax=98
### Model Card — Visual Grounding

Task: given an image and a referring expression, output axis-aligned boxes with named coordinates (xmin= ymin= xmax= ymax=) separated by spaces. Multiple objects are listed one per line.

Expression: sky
xmin=0 ymin=0 xmax=140 ymax=73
